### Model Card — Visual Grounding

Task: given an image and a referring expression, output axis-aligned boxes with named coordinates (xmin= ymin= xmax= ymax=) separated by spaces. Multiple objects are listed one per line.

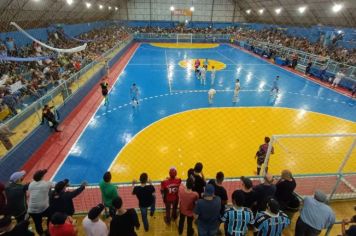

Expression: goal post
xmin=176 ymin=33 xmax=193 ymax=44
xmin=261 ymin=133 xmax=356 ymax=200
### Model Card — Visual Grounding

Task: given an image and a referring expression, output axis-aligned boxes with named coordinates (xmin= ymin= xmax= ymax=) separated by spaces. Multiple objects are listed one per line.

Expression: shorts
xmin=257 ymin=156 xmax=265 ymax=165
xmin=102 ymin=89 xmax=108 ymax=96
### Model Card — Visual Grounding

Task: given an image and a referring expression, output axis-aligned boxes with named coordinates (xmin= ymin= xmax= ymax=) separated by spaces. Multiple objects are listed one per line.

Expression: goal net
xmin=176 ymin=33 xmax=193 ymax=44
xmin=262 ymin=133 xmax=356 ymax=199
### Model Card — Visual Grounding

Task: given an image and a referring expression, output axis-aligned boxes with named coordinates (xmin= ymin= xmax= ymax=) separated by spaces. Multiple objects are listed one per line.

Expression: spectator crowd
xmin=128 ymin=25 xmax=356 ymax=65
xmin=0 ymin=25 xmax=129 ymax=120
xmin=0 ymin=160 xmax=346 ymax=236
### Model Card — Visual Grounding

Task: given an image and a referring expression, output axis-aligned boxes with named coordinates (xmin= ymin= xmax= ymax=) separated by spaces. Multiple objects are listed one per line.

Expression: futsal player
xmin=194 ymin=59 xmax=200 ymax=77
xmin=208 ymin=88 xmax=216 ymax=104
xmin=211 ymin=66 xmax=216 ymax=85
xmin=100 ymin=78 xmax=109 ymax=106
xmin=270 ymin=76 xmax=280 ymax=95
xmin=200 ymin=65 xmax=207 ymax=85
xmin=255 ymin=137 xmax=274 ymax=175
xmin=130 ymin=83 xmax=139 ymax=107
xmin=232 ymin=79 xmax=240 ymax=103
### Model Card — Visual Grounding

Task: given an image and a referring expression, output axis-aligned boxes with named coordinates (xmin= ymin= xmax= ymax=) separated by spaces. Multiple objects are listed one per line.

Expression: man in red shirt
xmin=161 ymin=167 xmax=181 ymax=225
xmin=49 ymin=212 xmax=77 ymax=236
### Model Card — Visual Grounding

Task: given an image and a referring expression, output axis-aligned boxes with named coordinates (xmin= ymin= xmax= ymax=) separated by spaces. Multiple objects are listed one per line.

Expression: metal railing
xmin=2 ymin=36 xmax=133 ymax=156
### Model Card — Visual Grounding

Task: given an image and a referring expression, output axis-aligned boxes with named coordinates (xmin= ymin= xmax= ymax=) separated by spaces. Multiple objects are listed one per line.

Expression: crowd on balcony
xmin=0 ymin=26 xmax=129 ymax=120
xmin=128 ymin=25 xmax=356 ymax=65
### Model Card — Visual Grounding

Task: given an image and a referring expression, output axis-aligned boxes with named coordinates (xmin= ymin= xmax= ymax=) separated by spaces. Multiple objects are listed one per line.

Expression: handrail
xmin=1 ymin=35 xmax=133 ymax=155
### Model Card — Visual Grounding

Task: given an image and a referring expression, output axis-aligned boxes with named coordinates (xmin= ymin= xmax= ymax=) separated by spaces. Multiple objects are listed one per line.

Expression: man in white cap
xmin=295 ymin=190 xmax=335 ymax=236
xmin=5 ymin=171 xmax=28 ymax=222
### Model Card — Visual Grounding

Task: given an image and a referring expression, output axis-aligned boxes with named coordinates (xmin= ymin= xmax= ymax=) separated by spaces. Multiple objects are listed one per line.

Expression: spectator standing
xmin=0 ymin=215 xmax=34 ymax=236
xmin=295 ymin=190 xmax=335 ymax=236
xmin=49 ymin=212 xmax=77 ymax=236
xmin=341 ymin=213 xmax=356 ymax=236
xmin=192 ymin=162 xmax=206 ymax=198
xmin=0 ymin=123 xmax=15 ymax=151
xmin=99 ymin=171 xmax=118 ymax=217
xmin=255 ymin=137 xmax=274 ymax=175
xmin=253 ymin=174 xmax=276 ymax=212
xmin=49 ymin=179 xmax=87 ymax=217
xmin=161 ymin=167 xmax=181 ymax=225
xmin=291 ymin=53 xmax=298 ymax=69
xmin=178 ymin=178 xmax=199 ymax=236
xmin=221 ymin=191 xmax=254 ymax=236
xmin=5 ymin=171 xmax=28 ymax=222
xmin=331 ymin=71 xmax=345 ymax=88
xmin=208 ymin=171 xmax=228 ymax=215
xmin=305 ymin=60 xmax=312 ymax=75
xmin=27 ymin=169 xmax=53 ymax=235
xmin=0 ymin=182 xmax=6 ymax=214
xmin=194 ymin=184 xmax=221 ymax=236
xmin=82 ymin=203 xmax=108 ymax=236
xmin=232 ymin=176 xmax=256 ymax=209
xmin=132 ymin=173 xmax=155 ymax=232
xmin=109 ymin=196 xmax=140 ymax=236
xmin=275 ymin=170 xmax=297 ymax=210
xmin=254 ymin=198 xmax=291 ymax=236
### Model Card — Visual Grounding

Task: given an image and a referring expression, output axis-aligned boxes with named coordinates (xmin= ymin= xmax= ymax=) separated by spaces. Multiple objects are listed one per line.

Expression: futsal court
xmin=50 ymin=42 xmax=356 ymax=184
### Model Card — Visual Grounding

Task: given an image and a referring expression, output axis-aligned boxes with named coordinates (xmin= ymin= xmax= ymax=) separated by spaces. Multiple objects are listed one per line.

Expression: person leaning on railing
xmin=41 ymin=104 xmax=61 ymax=132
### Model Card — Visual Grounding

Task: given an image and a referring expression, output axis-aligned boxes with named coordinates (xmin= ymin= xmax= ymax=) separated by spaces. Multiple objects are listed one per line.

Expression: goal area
xmin=176 ymin=33 xmax=193 ymax=43
xmin=261 ymin=133 xmax=356 ymax=200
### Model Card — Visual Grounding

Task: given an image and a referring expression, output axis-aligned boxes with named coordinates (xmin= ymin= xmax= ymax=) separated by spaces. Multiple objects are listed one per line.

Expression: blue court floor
xmin=53 ymin=43 xmax=356 ymax=184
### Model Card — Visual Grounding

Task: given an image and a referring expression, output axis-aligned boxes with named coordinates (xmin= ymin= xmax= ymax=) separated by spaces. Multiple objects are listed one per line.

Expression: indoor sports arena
xmin=0 ymin=0 xmax=355 ymax=235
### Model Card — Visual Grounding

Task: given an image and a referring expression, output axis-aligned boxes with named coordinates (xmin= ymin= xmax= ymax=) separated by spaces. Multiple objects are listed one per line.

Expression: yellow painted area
xmin=110 ymin=107 xmax=356 ymax=183
xmin=150 ymin=43 xmax=219 ymax=49
xmin=179 ymin=59 xmax=226 ymax=71
xmin=0 ymin=44 xmax=127 ymax=157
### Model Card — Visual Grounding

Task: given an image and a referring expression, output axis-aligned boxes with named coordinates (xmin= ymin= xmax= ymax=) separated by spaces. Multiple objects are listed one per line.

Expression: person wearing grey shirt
xmin=27 ymin=169 xmax=53 ymax=235
xmin=295 ymin=190 xmax=335 ymax=236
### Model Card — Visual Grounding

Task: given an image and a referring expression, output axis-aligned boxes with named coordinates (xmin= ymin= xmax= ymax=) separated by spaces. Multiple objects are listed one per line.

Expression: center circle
xmin=178 ymin=59 xmax=226 ymax=71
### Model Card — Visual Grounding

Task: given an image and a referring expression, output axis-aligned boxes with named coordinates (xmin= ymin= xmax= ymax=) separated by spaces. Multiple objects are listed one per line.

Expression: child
xmin=270 ymin=76 xmax=280 ymax=95
xmin=130 ymin=83 xmax=139 ymax=107
xmin=233 ymin=79 xmax=240 ymax=103
xmin=200 ymin=65 xmax=207 ymax=85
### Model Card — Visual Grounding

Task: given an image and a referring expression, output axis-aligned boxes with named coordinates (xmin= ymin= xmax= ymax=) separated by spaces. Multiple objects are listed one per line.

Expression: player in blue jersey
xmin=130 ymin=83 xmax=139 ymax=107
xmin=221 ymin=191 xmax=254 ymax=236
xmin=254 ymin=198 xmax=291 ymax=236
xmin=270 ymin=76 xmax=280 ymax=95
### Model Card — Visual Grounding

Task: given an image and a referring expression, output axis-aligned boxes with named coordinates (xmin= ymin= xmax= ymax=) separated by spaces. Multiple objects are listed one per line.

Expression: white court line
xmin=164 ymin=49 xmax=172 ymax=93
xmin=50 ymin=43 xmax=140 ymax=181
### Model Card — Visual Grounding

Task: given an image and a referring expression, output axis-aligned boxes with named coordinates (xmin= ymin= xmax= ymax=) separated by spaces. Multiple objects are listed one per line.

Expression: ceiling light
xmin=246 ymin=9 xmax=251 ymax=14
xmin=332 ymin=4 xmax=343 ymax=13
xmin=258 ymin=9 xmax=264 ymax=14
xmin=275 ymin=8 xmax=282 ymax=14
xmin=108 ymin=6 xmax=112 ymax=10
xmin=85 ymin=2 xmax=91 ymax=8
xmin=99 ymin=4 xmax=103 ymax=9
xmin=115 ymin=6 xmax=118 ymax=11
xmin=66 ymin=0 xmax=73 ymax=5
xmin=298 ymin=6 xmax=306 ymax=14
xmin=170 ymin=6 xmax=175 ymax=11
xmin=190 ymin=6 xmax=195 ymax=12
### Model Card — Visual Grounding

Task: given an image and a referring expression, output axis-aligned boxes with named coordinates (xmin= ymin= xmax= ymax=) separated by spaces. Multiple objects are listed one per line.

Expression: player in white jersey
xmin=233 ymin=79 xmax=240 ymax=103
xmin=208 ymin=88 xmax=216 ymax=104
xmin=211 ymin=66 xmax=216 ymax=85
xmin=200 ymin=65 xmax=207 ymax=85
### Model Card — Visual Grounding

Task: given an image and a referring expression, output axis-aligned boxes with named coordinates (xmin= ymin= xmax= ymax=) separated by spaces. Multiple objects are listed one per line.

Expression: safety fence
xmin=0 ymin=36 xmax=133 ymax=158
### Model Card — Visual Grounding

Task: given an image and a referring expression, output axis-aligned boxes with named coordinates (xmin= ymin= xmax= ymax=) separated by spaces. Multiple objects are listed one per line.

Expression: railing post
xmin=262 ymin=136 xmax=275 ymax=176
xmin=328 ymin=138 xmax=356 ymax=201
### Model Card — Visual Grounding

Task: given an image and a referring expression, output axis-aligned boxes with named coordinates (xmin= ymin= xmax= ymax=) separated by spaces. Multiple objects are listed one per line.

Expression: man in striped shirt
xmin=253 ymin=198 xmax=290 ymax=236
xmin=221 ymin=191 xmax=254 ymax=236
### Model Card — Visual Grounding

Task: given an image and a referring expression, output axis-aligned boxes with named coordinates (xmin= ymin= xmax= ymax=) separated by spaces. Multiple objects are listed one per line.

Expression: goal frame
xmin=176 ymin=33 xmax=193 ymax=44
